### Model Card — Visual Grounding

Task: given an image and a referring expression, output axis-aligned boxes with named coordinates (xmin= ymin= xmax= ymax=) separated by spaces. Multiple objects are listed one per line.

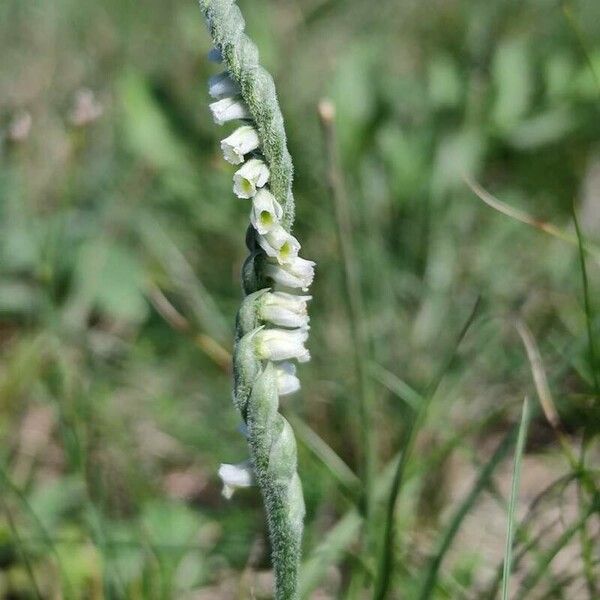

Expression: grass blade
xmin=465 ymin=176 xmax=600 ymax=265
xmin=572 ymin=204 xmax=599 ymax=597
xmin=417 ymin=426 xmax=517 ymax=600
xmin=501 ymin=397 xmax=531 ymax=600
xmin=516 ymin=497 xmax=600 ymax=599
xmin=572 ymin=206 xmax=599 ymax=399
xmin=286 ymin=412 xmax=362 ymax=504
xmin=318 ymin=99 xmax=376 ymax=523
xmin=374 ymin=296 xmax=482 ymax=600
xmin=299 ymin=511 xmax=363 ymax=599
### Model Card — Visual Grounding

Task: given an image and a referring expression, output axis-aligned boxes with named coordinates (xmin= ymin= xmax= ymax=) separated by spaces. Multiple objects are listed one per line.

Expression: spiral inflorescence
xmin=199 ymin=1 xmax=314 ymax=598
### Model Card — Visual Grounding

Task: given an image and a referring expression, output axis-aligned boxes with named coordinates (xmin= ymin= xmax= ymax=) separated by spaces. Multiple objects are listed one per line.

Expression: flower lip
xmin=263 ymin=256 xmax=316 ymax=291
xmin=255 ymin=327 xmax=310 ymax=362
xmin=209 ymin=72 xmax=241 ymax=99
xmin=218 ymin=461 xmax=254 ymax=499
xmin=259 ymin=291 xmax=311 ymax=329
xmin=257 ymin=225 xmax=300 ymax=265
xmin=250 ymin=188 xmax=283 ymax=234
xmin=221 ymin=126 xmax=260 ymax=165
xmin=210 ymin=96 xmax=250 ymax=125
xmin=275 ymin=361 xmax=301 ymax=396
xmin=233 ymin=158 xmax=270 ymax=199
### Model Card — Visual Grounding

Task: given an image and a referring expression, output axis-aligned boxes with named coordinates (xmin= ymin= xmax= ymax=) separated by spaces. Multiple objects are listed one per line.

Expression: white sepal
xmin=208 ymin=72 xmax=241 ymax=99
xmin=259 ymin=291 xmax=311 ymax=329
xmin=250 ymin=189 xmax=283 ymax=234
xmin=263 ymin=256 xmax=316 ymax=291
xmin=275 ymin=362 xmax=301 ymax=396
xmin=234 ymin=159 xmax=270 ymax=199
xmin=210 ymin=97 xmax=250 ymax=125
xmin=256 ymin=328 xmax=310 ymax=363
xmin=257 ymin=225 xmax=300 ymax=265
xmin=218 ymin=461 xmax=254 ymax=499
xmin=221 ymin=126 xmax=260 ymax=165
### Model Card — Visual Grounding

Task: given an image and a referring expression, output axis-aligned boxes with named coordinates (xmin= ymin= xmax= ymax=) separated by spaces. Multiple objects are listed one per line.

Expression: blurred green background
xmin=1 ymin=0 xmax=599 ymax=598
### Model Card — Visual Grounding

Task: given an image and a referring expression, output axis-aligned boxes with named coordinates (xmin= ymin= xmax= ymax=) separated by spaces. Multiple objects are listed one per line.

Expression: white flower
xmin=218 ymin=461 xmax=254 ymax=499
xmin=257 ymin=224 xmax=300 ymax=265
xmin=233 ymin=159 xmax=270 ymax=199
xmin=208 ymin=47 xmax=223 ymax=62
xmin=250 ymin=189 xmax=283 ymax=234
xmin=209 ymin=97 xmax=250 ymax=125
xmin=221 ymin=125 xmax=260 ymax=165
xmin=208 ymin=72 xmax=241 ymax=99
xmin=256 ymin=328 xmax=310 ymax=363
xmin=259 ymin=291 xmax=311 ymax=329
xmin=263 ymin=256 xmax=316 ymax=291
xmin=275 ymin=362 xmax=301 ymax=396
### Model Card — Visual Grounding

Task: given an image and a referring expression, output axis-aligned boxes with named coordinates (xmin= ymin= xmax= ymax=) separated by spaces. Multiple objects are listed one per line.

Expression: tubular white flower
xmin=210 ymin=96 xmax=250 ymax=125
xmin=263 ymin=256 xmax=316 ymax=291
xmin=250 ymin=189 xmax=283 ymax=234
xmin=208 ymin=47 xmax=223 ymax=62
xmin=221 ymin=125 xmax=260 ymax=165
xmin=257 ymin=225 xmax=301 ymax=265
xmin=256 ymin=328 xmax=310 ymax=363
xmin=234 ymin=159 xmax=270 ymax=199
xmin=259 ymin=291 xmax=311 ymax=329
xmin=218 ymin=461 xmax=254 ymax=499
xmin=208 ymin=72 xmax=241 ymax=99
xmin=275 ymin=362 xmax=301 ymax=396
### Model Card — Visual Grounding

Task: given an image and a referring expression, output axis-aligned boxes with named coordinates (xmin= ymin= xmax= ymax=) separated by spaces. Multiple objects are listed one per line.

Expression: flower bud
xmin=259 ymin=291 xmax=311 ymax=329
xmin=233 ymin=159 xmax=270 ymax=199
xmin=208 ymin=47 xmax=223 ymax=62
xmin=218 ymin=461 xmax=254 ymax=499
xmin=208 ymin=72 xmax=241 ymax=99
xmin=263 ymin=256 xmax=316 ymax=291
xmin=250 ymin=189 xmax=283 ymax=234
xmin=221 ymin=125 xmax=260 ymax=165
xmin=210 ymin=97 xmax=250 ymax=125
xmin=257 ymin=225 xmax=300 ymax=265
xmin=255 ymin=328 xmax=310 ymax=363
xmin=275 ymin=361 xmax=301 ymax=396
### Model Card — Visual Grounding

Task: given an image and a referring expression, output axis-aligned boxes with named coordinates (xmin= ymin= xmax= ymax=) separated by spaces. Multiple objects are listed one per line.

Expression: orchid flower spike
xmin=201 ymin=3 xmax=315 ymax=596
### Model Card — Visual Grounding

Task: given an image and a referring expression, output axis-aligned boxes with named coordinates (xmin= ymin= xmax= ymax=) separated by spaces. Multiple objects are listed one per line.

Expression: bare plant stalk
xmin=318 ymin=100 xmax=376 ymax=522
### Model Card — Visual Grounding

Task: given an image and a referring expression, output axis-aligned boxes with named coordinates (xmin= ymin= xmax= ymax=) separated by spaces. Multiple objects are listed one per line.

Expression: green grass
xmin=0 ymin=0 xmax=599 ymax=597
xmin=501 ymin=397 xmax=531 ymax=600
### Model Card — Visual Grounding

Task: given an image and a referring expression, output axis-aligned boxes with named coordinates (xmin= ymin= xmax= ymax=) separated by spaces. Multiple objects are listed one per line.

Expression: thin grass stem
xmin=501 ymin=397 xmax=531 ymax=600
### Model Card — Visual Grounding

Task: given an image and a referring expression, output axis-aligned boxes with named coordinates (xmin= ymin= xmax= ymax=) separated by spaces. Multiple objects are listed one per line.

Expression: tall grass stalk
xmin=318 ymin=99 xmax=376 ymax=525
xmin=375 ymin=296 xmax=481 ymax=600
xmin=501 ymin=397 xmax=531 ymax=600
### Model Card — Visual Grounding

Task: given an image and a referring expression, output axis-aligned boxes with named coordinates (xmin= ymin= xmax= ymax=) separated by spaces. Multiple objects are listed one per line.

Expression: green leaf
xmin=492 ymin=38 xmax=533 ymax=130
xmin=74 ymin=238 xmax=148 ymax=323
